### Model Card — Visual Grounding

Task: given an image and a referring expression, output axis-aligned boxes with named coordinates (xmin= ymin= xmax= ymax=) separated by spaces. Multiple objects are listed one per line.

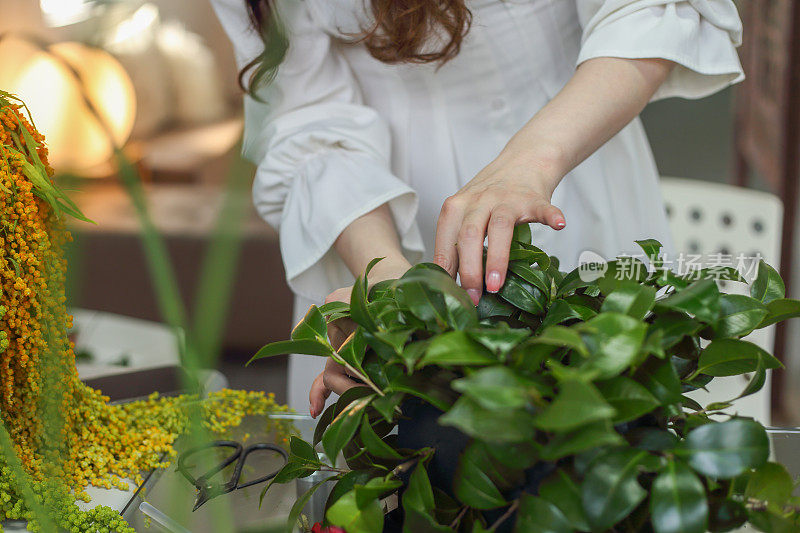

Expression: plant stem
xmin=341 ymin=359 xmax=384 ymax=397
xmin=489 ymin=500 xmax=519 ymax=531
xmin=319 ymin=466 xmax=349 ymax=474
xmin=449 ymin=506 xmax=469 ymax=529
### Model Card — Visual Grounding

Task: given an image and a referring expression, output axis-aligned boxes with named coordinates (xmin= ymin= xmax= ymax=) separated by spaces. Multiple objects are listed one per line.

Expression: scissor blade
xmin=193 ymin=490 xmax=211 ymax=512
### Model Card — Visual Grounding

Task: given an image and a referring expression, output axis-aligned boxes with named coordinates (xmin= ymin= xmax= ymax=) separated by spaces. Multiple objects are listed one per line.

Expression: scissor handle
xmin=231 ymin=443 xmax=288 ymax=489
xmin=176 ymin=440 xmax=243 ymax=489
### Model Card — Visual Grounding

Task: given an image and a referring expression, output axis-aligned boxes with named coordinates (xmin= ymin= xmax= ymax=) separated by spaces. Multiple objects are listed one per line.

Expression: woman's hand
xmin=309 ymin=256 xmax=411 ymax=417
xmin=433 ymin=149 xmax=566 ymax=306
xmin=433 ymin=57 xmax=675 ymax=305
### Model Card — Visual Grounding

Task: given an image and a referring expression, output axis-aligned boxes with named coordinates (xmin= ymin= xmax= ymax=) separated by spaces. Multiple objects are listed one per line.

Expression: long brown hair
xmin=239 ymin=0 xmax=472 ymax=95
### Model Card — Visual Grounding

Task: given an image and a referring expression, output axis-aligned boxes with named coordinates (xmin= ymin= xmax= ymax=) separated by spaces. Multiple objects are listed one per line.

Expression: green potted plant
xmin=251 ymin=228 xmax=800 ymax=533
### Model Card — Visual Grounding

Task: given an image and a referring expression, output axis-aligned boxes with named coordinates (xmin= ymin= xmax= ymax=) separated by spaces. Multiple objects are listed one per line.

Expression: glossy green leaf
xmin=540 ymin=420 xmax=624 ymax=461
xmin=545 ymin=359 xmax=603 ymax=383
xmin=530 ymin=325 xmax=588 ymax=356
xmin=649 ymin=313 xmax=702 ymax=349
xmin=439 ymin=396 xmax=536 ymax=443
xmin=708 ymin=294 xmax=768 ymax=338
xmin=634 ymin=358 xmax=683 ymax=405
xmin=601 ymin=282 xmax=656 ymax=319
xmin=249 ymin=338 xmax=332 ymax=364
xmin=642 ymin=328 xmax=666 ymax=358
xmin=509 ymin=246 xmax=550 ymax=271
xmin=404 ymin=462 xmax=436 ymax=513
xmin=314 ymin=387 xmax=374 ymax=448
xmin=313 ymin=402 xmax=338 ymax=447
xmin=451 ymin=366 xmax=536 ymax=410
xmin=389 ymin=372 xmax=455 ymax=412
xmin=579 ymin=313 xmax=647 ymax=379
xmin=483 ymin=440 xmax=541 ymax=471
xmin=359 ymin=416 xmax=401 ymax=460
xmin=747 ymin=509 xmax=800 ymax=533
xmin=539 ymin=299 xmax=584 ymax=330
xmin=499 ymin=274 xmax=546 ymax=315
xmin=751 ymin=260 xmax=785 ymax=304
xmin=581 ymin=449 xmax=656 ymax=531
xmin=697 ymin=339 xmax=782 ymax=377
xmin=737 ymin=357 xmax=767 ymax=400
xmin=682 ymin=419 xmax=769 ymax=478
xmin=476 ymin=292 xmax=516 ymax=318
xmin=466 ymin=326 xmax=530 ymax=357
xmin=635 ymin=238 xmax=663 ymax=266
xmin=557 ymin=266 xmax=597 ymax=297
xmin=396 ymin=266 xmax=477 ymax=317
xmin=367 ymin=328 xmax=414 ymax=361
xmin=745 ymin=462 xmax=794 ymax=505
xmin=285 ymin=478 xmax=330 ymax=533
xmin=318 ymin=300 xmax=350 ymax=317
xmin=354 ymin=476 xmax=403 ymax=506
xmin=396 ymin=280 xmax=449 ymax=326
xmin=351 ymin=272 xmax=378 ymax=332
xmin=655 ymin=279 xmax=721 ymax=323
xmin=420 ymin=330 xmax=497 ymax=367
xmin=453 ymin=441 xmax=507 ymax=509
xmin=260 ymin=461 xmax=317 ymax=506
xmin=398 ymin=340 xmax=429 ymax=373
xmin=598 ymin=258 xmax=649 ymax=294
xmin=756 ymin=298 xmax=800 ymax=328
xmin=445 ymin=292 xmax=480 ymax=330
xmin=403 ymin=508 xmax=451 ymax=533
xmin=650 ymin=460 xmax=708 ymax=533
xmin=533 ymin=380 xmax=616 ymax=432
xmin=326 ymin=486 xmax=385 ymax=533
xmin=289 ymin=436 xmax=319 ymax=464
xmin=322 ymin=395 xmax=374 ymax=463
xmin=519 ymin=242 xmax=552 ymax=268
xmin=371 ymin=392 xmax=404 ymax=423
xmin=508 ymin=262 xmax=551 ymax=296
xmin=538 ymin=470 xmax=591 ymax=531
xmin=628 ymin=428 xmax=679 ymax=452
xmin=512 ymin=223 xmax=532 ymax=245
xmin=290 ymin=305 xmax=328 ymax=341
xmin=596 ymin=375 xmax=660 ymax=423
xmin=337 ymin=329 xmax=367 ymax=373
xmin=514 ymin=494 xmax=573 ymax=533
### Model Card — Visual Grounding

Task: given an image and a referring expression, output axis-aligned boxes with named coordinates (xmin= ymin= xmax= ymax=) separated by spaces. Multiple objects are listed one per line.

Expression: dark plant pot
xmin=387 ymin=399 xmax=660 ymax=532
xmin=388 ymin=399 xmax=552 ymax=533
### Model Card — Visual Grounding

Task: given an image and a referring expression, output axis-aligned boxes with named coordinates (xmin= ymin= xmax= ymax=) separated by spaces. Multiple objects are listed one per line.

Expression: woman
xmin=211 ymin=0 xmax=743 ymax=414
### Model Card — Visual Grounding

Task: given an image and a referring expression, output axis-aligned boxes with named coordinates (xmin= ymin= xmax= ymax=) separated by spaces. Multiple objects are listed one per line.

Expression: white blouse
xmin=211 ymin=0 xmax=743 ymax=408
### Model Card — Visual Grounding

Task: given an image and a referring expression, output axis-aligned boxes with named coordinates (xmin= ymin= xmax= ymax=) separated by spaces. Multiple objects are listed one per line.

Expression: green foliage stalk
xmin=253 ymin=228 xmax=800 ymax=533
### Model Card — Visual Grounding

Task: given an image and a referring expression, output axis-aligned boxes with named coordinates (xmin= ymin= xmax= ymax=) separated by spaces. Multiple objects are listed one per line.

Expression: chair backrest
xmin=660 ymin=177 xmax=783 ymax=424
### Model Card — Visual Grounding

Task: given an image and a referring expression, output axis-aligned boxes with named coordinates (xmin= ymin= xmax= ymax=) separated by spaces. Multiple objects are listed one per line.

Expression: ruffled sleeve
xmin=210 ymin=0 xmax=423 ymax=301
xmin=575 ymin=0 xmax=744 ymax=100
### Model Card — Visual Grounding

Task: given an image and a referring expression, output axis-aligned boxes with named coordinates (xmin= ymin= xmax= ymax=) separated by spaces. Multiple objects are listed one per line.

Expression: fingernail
xmin=486 ymin=271 xmax=501 ymax=293
xmin=555 ymin=219 xmax=566 ymax=229
xmin=467 ymin=288 xmax=482 ymax=306
xmin=309 ymin=405 xmax=316 ymax=418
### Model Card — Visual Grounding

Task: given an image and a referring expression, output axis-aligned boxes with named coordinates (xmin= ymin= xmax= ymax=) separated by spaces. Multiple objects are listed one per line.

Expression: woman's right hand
xmin=308 ymin=256 xmax=411 ymax=417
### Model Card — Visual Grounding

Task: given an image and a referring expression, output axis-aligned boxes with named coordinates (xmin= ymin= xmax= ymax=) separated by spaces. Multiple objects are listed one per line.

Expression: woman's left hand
xmin=309 ymin=255 xmax=412 ymax=417
xmin=433 ymin=149 xmax=566 ymax=306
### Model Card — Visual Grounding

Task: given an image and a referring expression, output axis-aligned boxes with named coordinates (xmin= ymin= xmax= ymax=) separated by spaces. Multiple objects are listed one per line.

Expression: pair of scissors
xmin=176 ymin=440 xmax=288 ymax=511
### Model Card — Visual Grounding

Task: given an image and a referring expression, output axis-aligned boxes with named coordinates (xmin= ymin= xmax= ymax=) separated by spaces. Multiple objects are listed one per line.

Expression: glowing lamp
xmin=0 ymin=37 xmax=136 ymax=174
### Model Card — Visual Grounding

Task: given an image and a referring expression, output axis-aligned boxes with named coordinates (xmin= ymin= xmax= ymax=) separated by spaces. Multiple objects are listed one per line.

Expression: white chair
xmin=660 ymin=177 xmax=783 ymax=425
